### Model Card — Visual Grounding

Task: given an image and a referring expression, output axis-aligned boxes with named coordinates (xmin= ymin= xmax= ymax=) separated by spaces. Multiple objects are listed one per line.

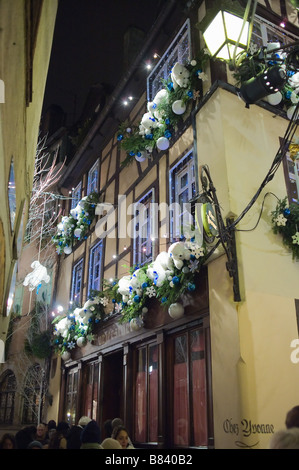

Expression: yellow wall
xmin=196 ymin=87 xmax=299 ymax=448
xmin=0 ymin=0 xmax=58 ymax=339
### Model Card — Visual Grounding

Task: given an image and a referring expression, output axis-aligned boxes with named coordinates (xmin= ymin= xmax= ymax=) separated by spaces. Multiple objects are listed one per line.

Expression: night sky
xmin=42 ymin=0 xmax=165 ymax=126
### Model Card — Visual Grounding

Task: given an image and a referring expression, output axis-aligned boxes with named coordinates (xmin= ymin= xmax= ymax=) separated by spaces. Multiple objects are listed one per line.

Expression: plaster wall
xmin=196 ymin=87 xmax=299 ymax=448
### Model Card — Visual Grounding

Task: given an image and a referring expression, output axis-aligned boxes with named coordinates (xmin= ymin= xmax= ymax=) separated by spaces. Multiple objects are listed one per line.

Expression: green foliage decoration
xmin=271 ymin=197 xmax=299 ymax=260
xmin=52 ymin=191 xmax=100 ymax=254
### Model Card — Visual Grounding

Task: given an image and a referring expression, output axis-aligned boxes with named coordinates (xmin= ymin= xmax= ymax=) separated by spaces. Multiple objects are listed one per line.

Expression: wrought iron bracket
xmin=199 ymin=165 xmax=241 ymax=302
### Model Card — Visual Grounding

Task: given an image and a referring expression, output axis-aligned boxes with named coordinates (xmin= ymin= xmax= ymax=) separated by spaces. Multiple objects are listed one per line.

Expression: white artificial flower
xmin=292 ymin=232 xmax=299 ymax=245
xmin=275 ymin=214 xmax=287 ymax=226
xmin=145 ymin=286 xmax=156 ymax=298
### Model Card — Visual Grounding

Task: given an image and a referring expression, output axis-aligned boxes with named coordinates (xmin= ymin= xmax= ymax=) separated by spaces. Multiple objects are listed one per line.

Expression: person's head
xmin=28 ymin=440 xmax=43 ymax=449
xmin=269 ymin=428 xmax=299 ymax=449
xmin=78 ymin=416 xmax=92 ymax=427
xmin=111 ymin=417 xmax=123 ymax=429
xmin=111 ymin=425 xmax=129 ymax=449
xmin=101 ymin=438 xmax=122 ymax=449
xmin=286 ymin=406 xmax=299 ymax=429
xmin=47 ymin=419 xmax=56 ymax=430
xmin=80 ymin=420 xmax=101 ymax=444
xmin=36 ymin=423 xmax=47 ymax=439
xmin=56 ymin=421 xmax=70 ymax=437
xmin=104 ymin=419 xmax=113 ymax=437
xmin=1 ymin=433 xmax=16 ymax=449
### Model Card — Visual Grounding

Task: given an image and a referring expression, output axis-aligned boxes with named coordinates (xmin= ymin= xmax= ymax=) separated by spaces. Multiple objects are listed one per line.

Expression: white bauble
xmin=61 ymin=351 xmax=71 ymax=361
xmin=64 ymin=245 xmax=72 ymax=255
xmin=156 ymin=136 xmax=169 ymax=151
xmin=266 ymin=91 xmax=282 ymax=106
xmin=130 ymin=318 xmax=143 ymax=331
xmin=76 ymin=337 xmax=86 ymax=348
xmin=74 ymin=228 xmax=82 ymax=238
xmin=172 ymin=99 xmax=186 ymax=115
xmin=135 ymin=152 xmax=147 ymax=162
xmin=168 ymin=302 xmax=184 ymax=319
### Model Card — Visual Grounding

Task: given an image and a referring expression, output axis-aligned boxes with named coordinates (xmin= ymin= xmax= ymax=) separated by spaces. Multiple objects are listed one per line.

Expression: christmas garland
xmin=271 ymin=197 xmax=299 ymax=260
xmin=52 ymin=239 xmax=207 ymax=359
xmin=52 ymin=291 xmax=110 ymax=359
xmin=117 ymin=51 xmax=210 ymax=167
xmin=52 ymin=191 xmax=100 ymax=254
xmin=233 ymin=42 xmax=299 ymax=118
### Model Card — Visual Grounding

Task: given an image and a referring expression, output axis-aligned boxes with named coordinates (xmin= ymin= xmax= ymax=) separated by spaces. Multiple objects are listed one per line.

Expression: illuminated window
xmin=87 ymin=160 xmax=99 ymax=195
xmin=71 ymin=258 xmax=84 ymax=306
xmin=65 ymin=368 xmax=79 ymax=426
xmin=147 ymin=19 xmax=191 ymax=101
xmin=88 ymin=240 xmax=103 ymax=296
xmin=169 ymin=151 xmax=196 ymax=241
xmin=251 ymin=15 xmax=298 ymax=48
xmin=172 ymin=328 xmax=208 ymax=447
xmin=133 ymin=190 xmax=155 ymax=266
xmin=134 ymin=344 xmax=158 ymax=443
xmin=71 ymin=181 xmax=82 ymax=210
xmin=8 ymin=159 xmax=16 ymax=230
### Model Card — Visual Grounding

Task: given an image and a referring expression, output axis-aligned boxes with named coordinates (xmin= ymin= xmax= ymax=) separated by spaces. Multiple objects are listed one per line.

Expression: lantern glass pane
xmin=216 ymin=43 xmax=246 ymax=61
xmin=224 ymin=11 xmax=249 ymax=46
xmin=216 ymin=44 xmax=230 ymax=61
xmin=203 ymin=11 xmax=226 ymax=56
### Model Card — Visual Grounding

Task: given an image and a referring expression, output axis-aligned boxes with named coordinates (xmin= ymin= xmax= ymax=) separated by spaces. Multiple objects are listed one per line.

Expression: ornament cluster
xmin=271 ymin=196 xmax=299 ymax=260
xmin=52 ymin=191 xmax=99 ymax=254
xmin=117 ymin=52 xmax=210 ymax=166
xmin=53 ymin=239 xmax=207 ymax=360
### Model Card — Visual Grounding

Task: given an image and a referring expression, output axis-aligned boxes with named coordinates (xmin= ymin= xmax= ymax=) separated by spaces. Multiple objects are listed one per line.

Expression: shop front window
xmin=172 ymin=327 xmax=208 ymax=447
xmin=65 ymin=368 xmax=79 ymax=426
xmin=134 ymin=344 xmax=158 ymax=443
xmin=82 ymin=362 xmax=99 ymax=420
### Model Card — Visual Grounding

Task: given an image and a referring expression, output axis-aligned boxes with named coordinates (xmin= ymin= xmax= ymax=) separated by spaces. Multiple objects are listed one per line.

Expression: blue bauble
xmin=188 ymin=282 xmax=196 ymax=292
xmin=172 ymin=276 xmax=180 ymax=285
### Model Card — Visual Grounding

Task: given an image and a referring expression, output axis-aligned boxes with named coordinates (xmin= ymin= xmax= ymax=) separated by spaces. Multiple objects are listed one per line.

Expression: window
xmin=171 ymin=327 xmax=208 ymax=447
xmin=87 ymin=160 xmax=99 ymax=195
xmin=134 ymin=344 xmax=158 ymax=443
xmin=133 ymin=190 xmax=155 ymax=266
xmin=8 ymin=159 xmax=16 ymax=230
xmin=284 ymin=153 xmax=299 ymax=203
xmin=282 ymin=138 xmax=299 ymax=204
xmin=251 ymin=15 xmax=299 ymax=48
xmin=0 ymin=370 xmax=16 ymax=425
xmin=65 ymin=368 xmax=79 ymax=426
xmin=82 ymin=362 xmax=99 ymax=420
xmin=147 ymin=19 xmax=191 ymax=101
xmin=169 ymin=152 xmax=196 ymax=240
xmin=22 ymin=364 xmax=45 ymax=425
xmin=71 ymin=258 xmax=84 ymax=305
xmin=71 ymin=181 xmax=82 ymax=210
xmin=88 ymin=241 xmax=103 ymax=296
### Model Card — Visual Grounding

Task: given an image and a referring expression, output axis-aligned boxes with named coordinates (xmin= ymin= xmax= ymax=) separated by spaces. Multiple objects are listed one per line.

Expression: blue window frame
xmin=88 ymin=240 xmax=103 ymax=295
xmin=71 ymin=182 xmax=82 ymax=210
xmin=133 ymin=190 xmax=155 ymax=266
xmin=8 ymin=159 xmax=16 ymax=230
xmin=169 ymin=152 xmax=196 ymax=241
xmin=87 ymin=160 xmax=99 ymax=195
xmin=71 ymin=258 xmax=84 ymax=305
xmin=147 ymin=19 xmax=191 ymax=101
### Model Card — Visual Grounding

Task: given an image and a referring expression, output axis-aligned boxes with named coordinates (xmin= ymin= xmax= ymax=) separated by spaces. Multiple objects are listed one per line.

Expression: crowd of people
xmin=0 ymin=416 xmax=134 ymax=450
xmin=2 ymin=405 xmax=299 ymax=449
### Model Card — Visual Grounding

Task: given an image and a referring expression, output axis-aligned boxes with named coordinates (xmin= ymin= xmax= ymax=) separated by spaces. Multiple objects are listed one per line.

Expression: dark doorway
xmin=101 ymin=350 xmax=123 ymax=432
